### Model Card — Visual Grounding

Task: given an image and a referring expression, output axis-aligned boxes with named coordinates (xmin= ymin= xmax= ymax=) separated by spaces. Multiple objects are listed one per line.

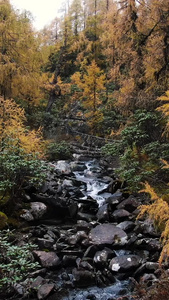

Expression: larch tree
xmin=0 ymin=0 xmax=45 ymax=104
xmin=71 ymin=60 xmax=106 ymax=133
xmin=69 ymin=0 xmax=83 ymax=36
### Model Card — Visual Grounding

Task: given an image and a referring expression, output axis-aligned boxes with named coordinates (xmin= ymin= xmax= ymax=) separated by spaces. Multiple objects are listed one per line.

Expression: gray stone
xmin=54 ymin=160 xmax=71 ymax=174
xmin=134 ymin=219 xmax=160 ymax=237
xmin=68 ymin=231 xmax=88 ymax=245
xmin=134 ymin=238 xmax=162 ymax=251
xmin=76 ymin=220 xmax=92 ymax=233
xmin=37 ymin=238 xmax=55 ymax=250
xmin=89 ymin=224 xmax=128 ymax=246
xmin=109 ymin=255 xmax=141 ymax=272
xmin=33 ymin=251 xmax=60 ymax=268
xmin=30 ymin=202 xmax=47 ymax=219
xmin=96 ymin=204 xmax=110 ymax=222
xmin=31 ymin=276 xmax=45 ymax=289
xmin=93 ymin=249 xmax=113 ymax=267
xmin=134 ymin=261 xmax=159 ymax=278
xmin=72 ymin=268 xmax=96 ymax=287
xmin=117 ymin=221 xmax=135 ymax=232
xmin=111 ymin=209 xmax=130 ymax=222
xmin=21 ymin=202 xmax=47 ymax=221
xmin=20 ymin=209 xmax=34 ymax=221
xmin=106 ymin=190 xmax=123 ymax=206
xmin=37 ymin=283 xmax=55 ymax=300
xmin=117 ymin=196 xmax=138 ymax=212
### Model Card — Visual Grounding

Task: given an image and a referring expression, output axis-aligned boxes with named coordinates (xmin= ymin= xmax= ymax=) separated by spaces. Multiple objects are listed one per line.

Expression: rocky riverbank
xmin=9 ymin=154 xmax=163 ymax=300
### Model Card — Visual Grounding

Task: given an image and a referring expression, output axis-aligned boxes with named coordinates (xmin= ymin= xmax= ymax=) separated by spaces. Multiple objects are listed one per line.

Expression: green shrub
xmin=101 ymin=142 xmax=122 ymax=156
xmin=101 ymin=110 xmax=169 ymax=192
xmin=0 ymin=230 xmax=39 ymax=295
xmin=0 ymin=147 xmax=47 ymax=205
xmin=46 ymin=141 xmax=72 ymax=160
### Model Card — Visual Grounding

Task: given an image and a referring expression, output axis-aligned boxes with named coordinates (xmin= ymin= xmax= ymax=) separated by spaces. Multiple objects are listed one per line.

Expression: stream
xmin=19 ymin=154 xmax=161 ymax=300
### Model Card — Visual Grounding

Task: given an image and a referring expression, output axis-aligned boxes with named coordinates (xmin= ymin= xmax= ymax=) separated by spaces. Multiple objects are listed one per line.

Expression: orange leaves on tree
xmin=71 ymin=60 xmax=106 ymax=133
xmin=0 ymin=97 xmax=46 ymax=158
xmin=138 ymin=178 xmax=169 ymax=264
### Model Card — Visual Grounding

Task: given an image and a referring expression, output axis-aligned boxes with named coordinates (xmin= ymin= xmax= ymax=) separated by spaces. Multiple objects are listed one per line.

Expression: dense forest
xmin=0 ymin=0 xmax=169 ymax=298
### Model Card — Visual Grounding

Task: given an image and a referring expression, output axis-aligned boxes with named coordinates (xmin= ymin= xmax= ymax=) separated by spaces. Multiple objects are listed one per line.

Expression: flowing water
xmin=74 ymin=159 xmax=111 ymax=207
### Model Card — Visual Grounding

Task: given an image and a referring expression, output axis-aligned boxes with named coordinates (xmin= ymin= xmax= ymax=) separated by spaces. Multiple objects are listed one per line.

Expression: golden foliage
xmin=157 ymin=91 xmax=169 ymax=136
xmin=138 ymin=178 xmax=169 ymax=264
xmin=0 ymin=1 xmax=45 ymax=103
xmin=0 ymin=97 xmax=46 ymax=158
xmin=71 ymin=60 xmax=105 ymax=132
xmin=139 ymin=181 xmax=158 ymax=201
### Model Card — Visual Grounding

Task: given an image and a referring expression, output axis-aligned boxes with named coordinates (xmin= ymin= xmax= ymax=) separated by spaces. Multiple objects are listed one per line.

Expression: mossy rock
xmin=7 ymin=217 xmax=21 ymax=228
xmin=0 ymin=212 xmax=8 ymax=229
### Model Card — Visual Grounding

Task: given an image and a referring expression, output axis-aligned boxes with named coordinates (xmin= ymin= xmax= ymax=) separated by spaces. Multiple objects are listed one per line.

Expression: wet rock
xmin=134 ymin=238 xmax=162 ymax=251
xmin=37 ymin=283 xmax=55 ymax=300
xmin=60 ymin=249 xmax=84 ymax=257
xmin=77 ymin=260 xmax=94 ymax=271
xmin=96 ymin=204 xmax=110 ymax=222
xmin=44 ymin=229 xmax=58 ymax=240
xmin=33 ymin=251 xmax=60 ymax=268
xmin=84 ymin=245 xmax=99 ymax=258
xmin=40 ymin=197 xmax=78 ymax=220
xmin=68 ymin=231 xmax=88 ymax=245
xmin=37 ymin=238 xmax=55 ymax=250
xmin=20 ymin=209 xmax=34 ymax=221
xmin=31 ymin=276 xmax=45 ymax=289
xmin=20 ymin=202 xmax=47 ymax=221
xmin=106 ymin=191 xmax=124 ymax=207
xmin=62 ymin=255 xmax=78 ymax=267
xmin=127 ymin=233 xmax=138 ymax=246
xmin=117 ymin=196 xmax=138 ymax=213
xmin=117 ymin=221 xmax=135 ymax=232
xmin=54 ymin=160 xmax=72 ymax=175
xmin=107 ymin=180 xmax=122 ymax=193
xmin=109 ymin=255 xmax=141 ymax=272
xmin=30 ymin=225 xmax=48 ymax=238
xmin=77 ymin=212 xmax=97 ymax=222
xmin=134 ymin=262 xmax=159 ymax=278
xmin=70 ymin=161 xmax=87 ymax=171
xmin=89 ymin=224 xmax=128 ymax=246
xmin=94 ymin=248 xmax=114 ymax=268
xmin=134 ymin=219 xmax=160 ymax=237
xmin=72 ymin=268 xmax=96 ymax=287
xmin=76 ymin=220 xmax=93 ymax=233
xmin=79 ymin=200 xmax=98 ymax=215
xmin=111 ymin=209 xmax=131 ymax=222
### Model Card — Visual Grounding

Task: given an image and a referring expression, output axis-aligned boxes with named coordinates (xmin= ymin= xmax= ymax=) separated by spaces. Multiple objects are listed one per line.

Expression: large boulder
xmin=89 ymin=224 xmax=128 ymax=246
xmin=54 ymin=160 xmax=72 ymax=174
xmin=20 ymin=202 xmax=47 ymax=221
xmin=109 ymin=255 xmax=141 ymax=272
